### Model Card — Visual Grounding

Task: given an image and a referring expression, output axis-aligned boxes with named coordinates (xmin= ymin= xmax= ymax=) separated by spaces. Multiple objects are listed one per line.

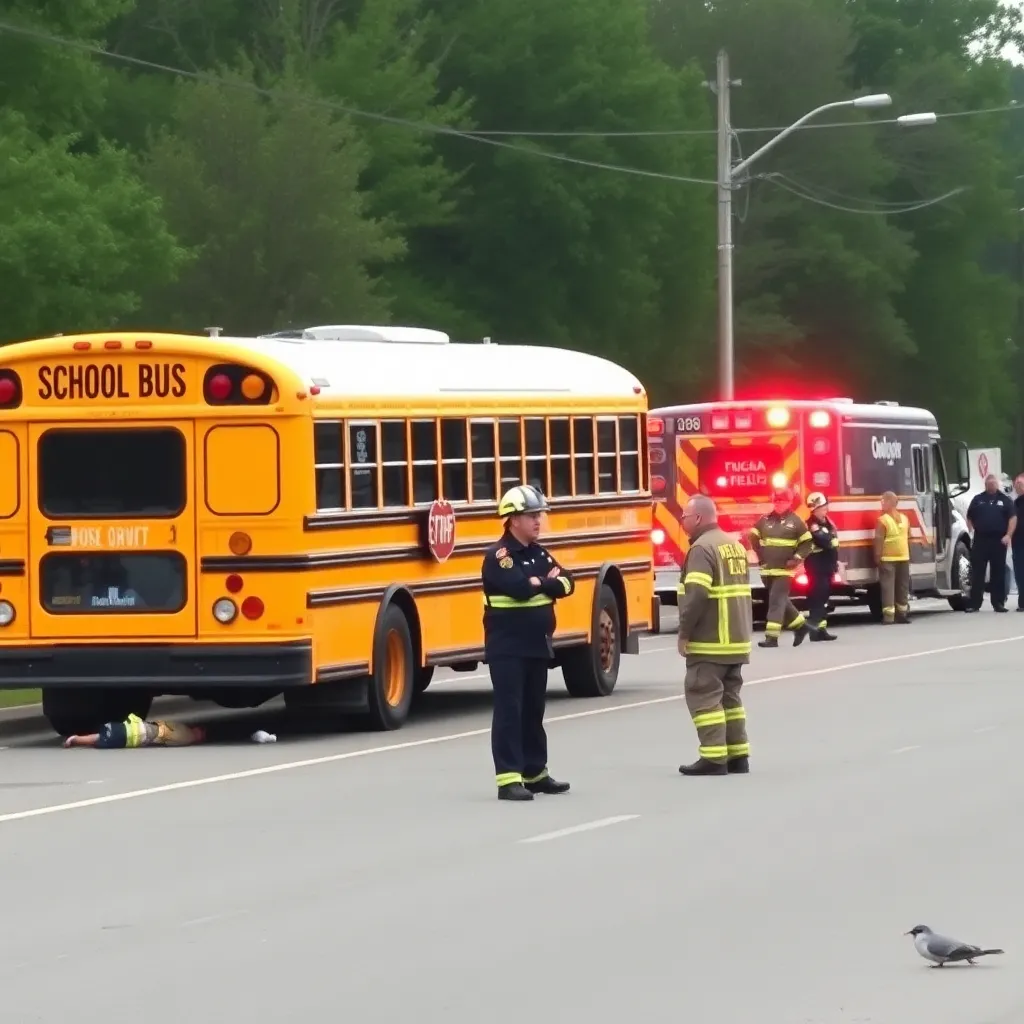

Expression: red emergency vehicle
xmin=649 ymin=398 xmax=972 ymax=622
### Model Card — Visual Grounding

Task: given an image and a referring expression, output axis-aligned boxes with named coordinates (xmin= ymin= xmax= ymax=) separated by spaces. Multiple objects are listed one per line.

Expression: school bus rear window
xmin=39 ymin=428 xmax=186 ymax=518
xmin=40 ymin=552 xmax=187 ymax=614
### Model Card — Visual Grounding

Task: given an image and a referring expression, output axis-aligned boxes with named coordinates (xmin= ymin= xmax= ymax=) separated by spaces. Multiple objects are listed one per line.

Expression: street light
xmin=714 ymin=54 xmax=937 ymax=400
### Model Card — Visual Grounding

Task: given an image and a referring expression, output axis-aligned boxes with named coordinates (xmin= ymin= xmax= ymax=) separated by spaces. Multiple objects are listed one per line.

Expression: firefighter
xmin=749 ymin=486 xmax=814 ymax=647
xmin=804 ymin=491 xmax=839 ymax=641
xmin=482 ymin=483 xmax=575 ymax=802
xmin=874 ymin=491 xmax=911 ymax=624
xmin=676 ymin=494 xmax=753 ymax=776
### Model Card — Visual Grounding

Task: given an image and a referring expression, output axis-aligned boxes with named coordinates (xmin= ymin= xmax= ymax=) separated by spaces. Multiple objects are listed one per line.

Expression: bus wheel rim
xmin=598 ymin=609 xmax=616 ymax=672
xmin=384 ymin=629 xmax=406 ymax=707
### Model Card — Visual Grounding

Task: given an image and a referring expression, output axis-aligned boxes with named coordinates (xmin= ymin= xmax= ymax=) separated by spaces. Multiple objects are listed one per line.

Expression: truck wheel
xmin=364 ymin=603 xmax=415 ymax=730
xmin=413 ymin=665 xmax=435 ymax=695
xmin=561 ymin=584 xmax=621 ymax=698
xmin=42 ymin=688 xmax=154 ymax=738
xmin=947 ymin=539 xmax=971 ymax=611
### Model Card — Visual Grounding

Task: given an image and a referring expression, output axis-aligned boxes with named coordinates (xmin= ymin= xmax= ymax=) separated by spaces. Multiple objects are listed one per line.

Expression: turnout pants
xmin=764 ymin=575 xmax=806 ymax=638
xmin=970 ymin=535 xmax=1008 ymax=610
xmin=806 ymin=565 xmax=832 ymax=631
xmin=488 ymin=657 xmax=550 ymax=788
xmin=1012 ymin=546 xmax=1024 ymax=610
xmin=684 ymin=661 xmax=749 ymax=764
xmin=878 ymin=561 xmax=910 ymax=622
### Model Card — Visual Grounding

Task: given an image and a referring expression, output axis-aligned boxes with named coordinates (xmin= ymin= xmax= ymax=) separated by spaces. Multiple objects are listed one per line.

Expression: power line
xmin=760 ymin=173 xmax=968 ymax=214
xmin=0 ymin=19 xmax=719 ymax=186
xmin=764 ymin=172 xmax=954 ymax=209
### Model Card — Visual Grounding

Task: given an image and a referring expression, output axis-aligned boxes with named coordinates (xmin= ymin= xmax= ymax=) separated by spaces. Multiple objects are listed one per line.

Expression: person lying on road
xmin=64 ymin=713 xmax=206 ymax=749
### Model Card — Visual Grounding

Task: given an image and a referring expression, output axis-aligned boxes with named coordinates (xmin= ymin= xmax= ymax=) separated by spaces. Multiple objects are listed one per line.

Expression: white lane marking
xmin=519 ymin=815 xmax=639 ymax=844
xmin=0 ymin=633 xmax=1021 ymax=825
xmin=892 ymin=745 xmax=920 ymax=754
xmin=180 ymin=912 xmax=242 ymax=928
xmin=973 ymin=725 xmax=997 ymax=734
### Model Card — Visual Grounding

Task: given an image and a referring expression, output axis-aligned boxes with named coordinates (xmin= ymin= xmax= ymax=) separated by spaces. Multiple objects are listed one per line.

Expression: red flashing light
xmin=766 ymin=406 xmax=790 ymax=429
xmin=207 ymin=374 xmax=232 ymax=401
xmin=225 ymin=574 xmax=243 ymax=594
xmin=716 ymin=475 xmax=728 ymax=488
xmin=651 ymin=475 xmax=667 ymax=494
xmin=795 ymin=573 xmax=808 ymax=587
xmin=0 ymin=378 xmax=16 ymax=406
xmin=241 ymin=596 xmax=264 ymax=620
xmin=104 ymin=340 xmax=122 ymax=350
xmin=809 ymin=410 xmax=831 ymax=428
xmin=833 ymin=572 xmax=842 ymax=584
xmin=72 ymin=341 xmax=91 ymax=351
xmin=651 ymin=528 xmax=666 ymax=546
xmin=135 ymin=340 xmax=153 ymax=350
xmin=647 ymin=417 xmax=665 ymax=437
xmin=308 ymin=385 xmax=321 ymax=396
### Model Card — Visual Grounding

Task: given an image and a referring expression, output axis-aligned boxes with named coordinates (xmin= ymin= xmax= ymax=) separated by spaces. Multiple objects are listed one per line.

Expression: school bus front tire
xmin=42 ymin=687 xmax=154 ymax=738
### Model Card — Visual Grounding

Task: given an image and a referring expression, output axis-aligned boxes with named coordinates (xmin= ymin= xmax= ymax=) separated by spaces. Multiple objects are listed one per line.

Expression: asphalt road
xmin=1 ymin=600 xmax=1022 ymax=1023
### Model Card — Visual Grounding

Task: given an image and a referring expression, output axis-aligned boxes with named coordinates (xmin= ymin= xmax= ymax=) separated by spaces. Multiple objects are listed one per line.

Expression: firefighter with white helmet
xmin=804 ymin=492 xmax=839 ymax=641
xmin=481 ymin=484 xmax=575 ymax=801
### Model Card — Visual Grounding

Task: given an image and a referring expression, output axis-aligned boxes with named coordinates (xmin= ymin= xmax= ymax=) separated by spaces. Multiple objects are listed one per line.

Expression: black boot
xmin=678 ymin=758 xmax=728 ymax=776
xmin=498 ymin=782 xmax=534 ymax=802
xmin=793 ymin=623 xmax=810 ymax=646
xmin=810 ymin=628 xmax=837 ymax=641
xmin=524 ymin=775 xmax=570 ymax=795
xmin=727 ymin=756 xmax=750 ymax=774
xmin=758 ymin=635 xmax=779 ymax=649
xmin=895 ymin=613 xmax=911 ymax=624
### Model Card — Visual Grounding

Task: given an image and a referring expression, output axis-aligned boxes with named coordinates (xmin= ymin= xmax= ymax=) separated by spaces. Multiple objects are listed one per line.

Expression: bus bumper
xmin=0 ymin=640 xmax=312 ymax=689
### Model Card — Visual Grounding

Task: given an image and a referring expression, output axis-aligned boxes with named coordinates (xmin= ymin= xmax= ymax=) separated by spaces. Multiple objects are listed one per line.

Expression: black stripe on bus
xmin=315 ymin=661 xmax=371 ymax=683
xmin=0 ymin=560 xmax=25 ymax=577
xmin=302 ymin=492 xmax=651 ymax=531
xmin=200 ymin=529 xmax=652 ymax=573
xmin=304 ymin=559 xmax=652 ymax=608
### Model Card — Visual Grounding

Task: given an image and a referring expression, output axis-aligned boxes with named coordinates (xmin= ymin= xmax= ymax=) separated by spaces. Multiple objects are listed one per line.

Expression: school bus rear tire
xmin=42 ymin=687 xmax=154 ymax=738
xmin=365 ymin=604 xmax=416 ymax=731
xmin=414 ymin=665 xmax=435 ymax=694
xmin=561 ymin=583 xmax=621 ymax=698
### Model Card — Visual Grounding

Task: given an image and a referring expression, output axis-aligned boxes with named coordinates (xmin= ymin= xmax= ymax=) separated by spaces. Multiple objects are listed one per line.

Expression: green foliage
xmin=2 ymin=0 xmax=1024 ymax=450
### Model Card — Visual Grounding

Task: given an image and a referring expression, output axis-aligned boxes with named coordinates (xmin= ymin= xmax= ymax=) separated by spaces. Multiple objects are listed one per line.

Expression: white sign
xmin=871 ymin=435 xmax=902 ymax=466
xmin=968 ymin=447 xmax=1001 ymax=492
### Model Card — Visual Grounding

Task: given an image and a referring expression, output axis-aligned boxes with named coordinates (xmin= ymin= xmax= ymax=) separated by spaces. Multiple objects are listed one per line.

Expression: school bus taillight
xmin=213 ymin=598 xmax=237 ymax=624
xmin=241 ymin=596 xmax=265 ymax=620
xmin=203 ymin=364 xmax=275 ymax=405
xmin=0 ymin=371 xmax=22 ymax=409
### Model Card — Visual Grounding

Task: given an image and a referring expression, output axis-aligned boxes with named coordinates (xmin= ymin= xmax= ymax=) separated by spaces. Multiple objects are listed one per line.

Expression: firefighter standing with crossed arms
xmin=874 ymin=490 xmax=911 ymax=624
xmin=748 ymin=486 xmax=815 ymax=647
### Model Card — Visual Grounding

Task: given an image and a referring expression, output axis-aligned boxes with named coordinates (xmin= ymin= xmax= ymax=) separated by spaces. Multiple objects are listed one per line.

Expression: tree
xmin=141 ymin=72 xmax=404 ymax=334
xmin=0 ymin=111 xmax=186 ymax=342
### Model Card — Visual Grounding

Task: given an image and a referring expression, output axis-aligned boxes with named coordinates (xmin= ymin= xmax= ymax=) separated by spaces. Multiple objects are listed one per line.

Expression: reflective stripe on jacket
xmin=749 ymin=512 xmax=813 ymax=576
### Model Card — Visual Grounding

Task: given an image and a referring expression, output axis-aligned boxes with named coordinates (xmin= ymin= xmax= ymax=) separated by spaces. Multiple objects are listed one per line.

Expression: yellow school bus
xmin=0 ymin=324 xmax=657 ymax=736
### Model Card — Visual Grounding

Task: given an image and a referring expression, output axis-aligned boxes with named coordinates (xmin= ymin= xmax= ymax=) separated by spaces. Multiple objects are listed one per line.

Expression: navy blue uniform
xmin=966 ymin=490 xmax=1016 ymax=611
xmin=805 ymin=514 xmax=839 ymax=631
xmin=481 ymin=531 xmax=574 ymax=788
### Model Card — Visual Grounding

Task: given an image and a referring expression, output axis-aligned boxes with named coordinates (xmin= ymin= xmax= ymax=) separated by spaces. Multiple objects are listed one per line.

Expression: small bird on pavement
xmin=905 ymin=924 xmax=1005 ymax=967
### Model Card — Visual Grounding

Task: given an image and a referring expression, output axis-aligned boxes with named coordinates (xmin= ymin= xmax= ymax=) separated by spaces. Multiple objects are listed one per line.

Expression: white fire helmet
xmin=806 ymin=492 xmax=828 ymax=511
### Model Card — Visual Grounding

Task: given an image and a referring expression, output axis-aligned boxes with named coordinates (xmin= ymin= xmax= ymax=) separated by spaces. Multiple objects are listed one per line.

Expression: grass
xmin=0 ymin=688 xmax=40 ymax=709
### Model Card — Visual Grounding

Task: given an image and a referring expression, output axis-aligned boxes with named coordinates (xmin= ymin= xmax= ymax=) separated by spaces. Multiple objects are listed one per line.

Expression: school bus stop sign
xmin=426 ymin=499 xmax=457 ymax=562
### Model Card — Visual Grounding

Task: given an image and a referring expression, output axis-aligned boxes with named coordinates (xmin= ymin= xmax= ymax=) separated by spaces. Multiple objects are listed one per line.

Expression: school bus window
xmin=440 ymin=418 xmax=469 ymax=503
xmin=573 ymin=417 xmax=595 ymax=495
xmin=619 ymin=414 xmax=640 ymax=491
xmin=314 ymin=421 xmax=343 ymax=510
xmin=499 ymin=418 xmax=522 ymax=491
xmin=381 ymin=420 xmax=409 ymax=507
xmin=524 ymin=417 xmax=548 ymax=494
xmin=411 ymin=419 xmax=438 ymax=504
xmin=470 ymin=419 xmax=497 ymax=502
xmin=348 ymin=422 xmax=378 ymax=509
xmin=597 ymin=417 xmax=618 ymax=493
xmin=39 ymin=428 xmax=185 ymax=518
xmin=549 ymin=417 xmax=572 ymax=497
xmin=41 ymin=551 xmax=187 ymax=615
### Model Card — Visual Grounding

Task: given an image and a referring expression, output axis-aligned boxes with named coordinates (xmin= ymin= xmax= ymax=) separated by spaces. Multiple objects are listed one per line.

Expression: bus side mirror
xmin=955 ymin=444 xmax=970 ymax=487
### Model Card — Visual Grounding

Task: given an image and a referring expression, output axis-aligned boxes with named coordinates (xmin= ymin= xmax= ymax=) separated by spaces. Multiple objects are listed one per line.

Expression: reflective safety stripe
xmin=699 ymin=744 xmax=728 ymax=761
xmin=761 ymin=537 xmax=799 ymax=547
xmin=798 ymin=531 xmax=812 ymax=544
xmin=723 ymin=706 xmax=746 ymax=722
xmin=125 ymin=713 xmax=146 ymax=748
xmin=830 ymin=537 xmax=839 ymax=548
xmin=496 ymin=772 xmax=523 ymax=787
xmin=484 ymin=594 xmax=553 ymax=608
xmin=692 ymin=709 xmax=727 ymax=728
xmin=686 ymin=640 xmax=753 ymax=655
xmin=882 ymin=606 xmax=895 ymax=614
xmin=524 ymin=770 xmax=548 ymax=783
xmin=786 ymin=612 xmax=806 ymax=629
xmin=760 ymin=568 xmax=794 ymax=577
xmin=816 ymin=619 xmax=827 ymax=629
xmin=896 ymin=604 xmax=908 ymax=612
xmin=727 ymin=742 xmax=750 ymax=757
xmin=676 ymin=583 xmax=686 ymax=596
xmin=765 ymin=621 xmax=782 ymax=636
xmin=684 ymin=571 xmax=714 ymax=589
xmin=557 ymin=576 xmax=571 ymax=595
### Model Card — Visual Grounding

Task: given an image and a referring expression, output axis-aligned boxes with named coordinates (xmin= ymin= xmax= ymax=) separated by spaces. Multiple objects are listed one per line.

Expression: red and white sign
xmin=426 ymin=499 xmax=456 ymax=562
xmin=978 ymin=453 xmax=989 ymax=479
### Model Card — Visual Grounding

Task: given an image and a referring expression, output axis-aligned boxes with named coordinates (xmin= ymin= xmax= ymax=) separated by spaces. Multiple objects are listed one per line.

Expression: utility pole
xmin=715 ymin=50 xmax=737 ymax=401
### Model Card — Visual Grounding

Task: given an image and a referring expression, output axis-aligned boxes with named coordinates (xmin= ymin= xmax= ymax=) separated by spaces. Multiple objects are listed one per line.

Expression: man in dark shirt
xmin=1011 ymin=475 xmax=1024 ymax=611
xmin=966 ymin=474 xmax=1017 ymax=613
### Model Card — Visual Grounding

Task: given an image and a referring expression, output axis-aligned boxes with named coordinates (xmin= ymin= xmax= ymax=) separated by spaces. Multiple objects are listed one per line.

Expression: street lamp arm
xmin=731 ymin=100 xmax=860 ymax=181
